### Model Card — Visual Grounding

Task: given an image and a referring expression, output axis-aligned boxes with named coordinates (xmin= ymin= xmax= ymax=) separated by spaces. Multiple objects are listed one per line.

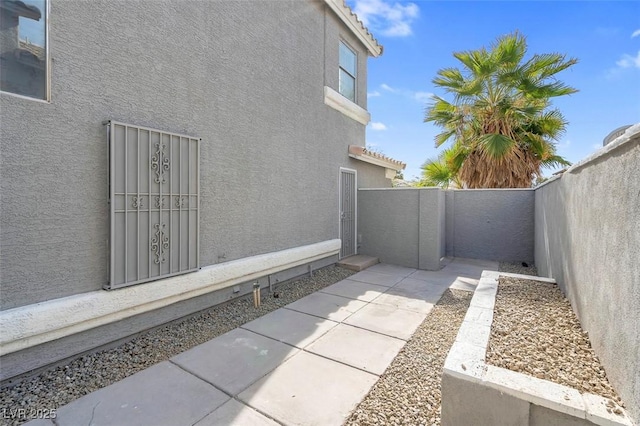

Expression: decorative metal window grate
xmin=106 ymin=121 xmax=200 ymax=289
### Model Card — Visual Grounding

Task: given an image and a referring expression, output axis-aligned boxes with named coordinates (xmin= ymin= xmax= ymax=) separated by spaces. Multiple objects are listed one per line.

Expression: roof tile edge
xmin=349 ymin=145 xmax=406 ymax=170
xmin=324 ymin=0 xmax=383 ymax=57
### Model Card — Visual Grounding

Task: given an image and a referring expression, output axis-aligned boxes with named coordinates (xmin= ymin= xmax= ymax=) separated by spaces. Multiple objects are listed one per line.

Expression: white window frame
xmin=338 ymin=40 xmax=357 ymax=102
xmin=0 ymin=0 xmax=51 ymax=102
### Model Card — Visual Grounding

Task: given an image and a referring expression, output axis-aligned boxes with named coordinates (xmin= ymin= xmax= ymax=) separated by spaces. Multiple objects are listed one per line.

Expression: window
xmin=0 ymin=0 xmax=48 ymax=100
xmin=339 ymin=41 xmax=356 ymax=102
xmin=107 ymin=121 xmax=200 ymax=289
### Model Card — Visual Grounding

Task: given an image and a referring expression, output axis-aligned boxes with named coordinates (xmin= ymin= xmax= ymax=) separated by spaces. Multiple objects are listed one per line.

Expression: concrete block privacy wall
xmin=534 ymin=125 xmax=640 ymax=424
xmin=357 ymin=188 xmax=445 ymax=269
xmin=358 ymin=188 xmax=534 ymax=266
xmin=446 ymin=189 xmax=535 ymax=263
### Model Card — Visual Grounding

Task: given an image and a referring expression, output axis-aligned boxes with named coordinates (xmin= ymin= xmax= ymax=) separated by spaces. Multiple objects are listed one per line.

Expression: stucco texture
xmin=357 ymin=188 xmax=444 ymax=269
xmin=0 ymin=1 xmax=375 ymax=310
xmin=446 ymin=189 xmax=535 ymax=263
xmin=535 ymin=133 xmax=640 ymax=424
xmin=349 ymin=159 xmax=392 ymax=189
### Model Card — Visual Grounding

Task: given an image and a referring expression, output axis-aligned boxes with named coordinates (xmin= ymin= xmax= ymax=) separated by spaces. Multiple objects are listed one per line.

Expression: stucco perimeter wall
xmin=357 ymin=188 xmax=444 ymax=269
xmin=534 ymin=129 xmax=640 ymax=424
xmin=0 ymin=1 xmax=369 ymax=310
xmin=445 ymin=189 xmax=535 ymax=263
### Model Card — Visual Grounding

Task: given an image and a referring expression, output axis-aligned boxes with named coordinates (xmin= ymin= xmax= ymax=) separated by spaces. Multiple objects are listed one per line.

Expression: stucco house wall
xmin=0 ymin=0 xmax=391 ymax=380
xmin=534 ymin=127 xmax=640 ymax=424
xmin=350 ymin=159 xmax=393 ymax=188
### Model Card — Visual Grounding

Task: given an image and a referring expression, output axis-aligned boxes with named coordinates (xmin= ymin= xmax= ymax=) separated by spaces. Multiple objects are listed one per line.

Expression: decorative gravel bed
xmin=0 ymin=265 xmax=354 ymax=426
xmin=486 ymin=276 xmax=626 ymax=415
xmin=345 ymin=289 xmax=473 ymax=426
xmin=498 ymin=261 xmax=538 ymax=276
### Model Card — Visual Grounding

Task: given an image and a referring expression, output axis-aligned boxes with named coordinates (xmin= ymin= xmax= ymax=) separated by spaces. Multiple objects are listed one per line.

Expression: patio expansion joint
xmin=299 ymin=345 xmax=382 ymax=378
xmin=167 ymin=358 xmax=235 ymax=399
xmin=168 ymin=338 xmax=293 ymax=426
xmin=189 ymin=395 xmax=287 ymax=426
xmin=237 ymin=320 xmax=337 ymax=350
xmin=169 ymin=327 xmax=299 ymax=397
xmin=280 ymin=305 xmax=361 ymax=323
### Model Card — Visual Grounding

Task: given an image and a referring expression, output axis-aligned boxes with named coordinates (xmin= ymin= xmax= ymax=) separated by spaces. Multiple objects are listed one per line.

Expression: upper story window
xmin=0 ymin=0 xmax=48 ymax=101
xmin=339 ymin=41 xmax=356 ymax=102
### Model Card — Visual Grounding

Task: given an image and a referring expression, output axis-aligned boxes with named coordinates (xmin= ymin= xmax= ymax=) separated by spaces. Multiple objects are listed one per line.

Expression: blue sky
xmin=18 ymin=0 xmax=46 ymax=46
xmin=348 ymin=0 xmax=640 ymax=181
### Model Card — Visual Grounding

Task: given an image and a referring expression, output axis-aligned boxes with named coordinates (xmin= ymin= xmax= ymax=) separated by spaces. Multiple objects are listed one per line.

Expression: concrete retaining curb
xmin=442 ymin=270 xmax=634 ymax=426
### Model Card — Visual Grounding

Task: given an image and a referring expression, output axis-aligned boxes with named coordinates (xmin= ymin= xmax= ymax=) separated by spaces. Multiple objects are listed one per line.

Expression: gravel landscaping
xmin=498 ymin=261 xmax=538 ymax=276
xmin=0 ymin=265 xmax=354 ymax=426
xmin=345 ymin=289 xmax=473 ymax=426
xmin=486 ymin=276 xmax=626 ymax=415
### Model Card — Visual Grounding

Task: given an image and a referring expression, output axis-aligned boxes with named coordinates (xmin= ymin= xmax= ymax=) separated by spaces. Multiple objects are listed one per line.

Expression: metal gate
xmin=339 ymin=168 xmax=356 ymax=259
xmin=107 ymin=121 xmax=200 ymax=289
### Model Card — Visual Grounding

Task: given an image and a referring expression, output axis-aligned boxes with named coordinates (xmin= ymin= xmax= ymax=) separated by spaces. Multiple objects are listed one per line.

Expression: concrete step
xmin=337 ymin=255 xmax=379 ymax=272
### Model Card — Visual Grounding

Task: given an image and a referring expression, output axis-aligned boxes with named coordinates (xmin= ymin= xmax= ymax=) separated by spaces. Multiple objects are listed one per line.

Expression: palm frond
xmin=541 ymin=155 xmax=572 ymax=169
xmin=477 ymin=133 xmax=517 ymax=159
xmin=424 ymin=31 xmax=576 ymax=188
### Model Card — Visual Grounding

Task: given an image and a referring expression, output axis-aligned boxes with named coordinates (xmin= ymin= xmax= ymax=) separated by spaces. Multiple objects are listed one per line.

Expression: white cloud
xmin=368 ymin=90 xmax=381 ymax=98
xmin=352 ymin=0 xmax=419 ymax=37
xmin=616 ymin=50 xmax=640 ymax=69
xmin=631 ymin=29 xmax=640 ymax=38
xmin=413 ymin=91 xmax=434 ymax=102
xmin=381 ymin=84 xmax=433 ymax=103
xmin=370 ymin=122 xmax=387 ymax=131
xmin=380 ymin=83 xmax=397 ymax=92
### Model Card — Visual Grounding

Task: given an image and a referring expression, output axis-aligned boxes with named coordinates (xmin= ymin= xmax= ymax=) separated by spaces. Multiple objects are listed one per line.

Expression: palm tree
xmin=418 ymin=147 xmax=464 ymax=188
xmin=423 ymin=32 xmax=577 ymax=188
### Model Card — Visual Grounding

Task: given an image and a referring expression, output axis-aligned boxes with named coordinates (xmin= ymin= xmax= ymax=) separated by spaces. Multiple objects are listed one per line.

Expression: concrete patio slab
xmin=433 ymin=259 xmax=499 ymax=279
xmin=306 ymin=323 xmax=406 ymax=375
xmin=195 ymin=399 xmax=279 ymax=426
xmin=347 ymin=270 xmax=404 ymax=287
xmin=54 ymin=361 xmax=228 ymax=426
xmin=238 ymin=351 xmax=377 ymax=426
xmin=241 ymin=308 xmax=338 ymax=349
xmin=449 ymin=257 xmax=499 ymax=269
xmin=394 ymin=277 xmax=449 ymax=297
xmin=320 ymin=278 xmax=389 ymax=302
xmin=411 ymin=262 xmax=483 ymax=279
xmin=171 ymin=328 xmax=298 ymax=396
xmin=343 ymin=303 xmax=427 ymax=340
xmin=408 ymin=269 xmax=482 ymax=292
xmin=284 ymin=292 xmax=367 ymax=322
xmin=371 ymin=290 xmax=436 ymax=314
xmin=365 ymin=263 xmax=417 ymax=277
xmin=23 ymin=420 xmax=52 ymax=426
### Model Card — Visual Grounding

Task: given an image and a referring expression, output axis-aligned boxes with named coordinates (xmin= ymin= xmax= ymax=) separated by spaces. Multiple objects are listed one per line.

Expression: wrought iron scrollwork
xmin=151 ymin=223 xmax=169 ymax=264
xmin=132 ymin=196 xmax=143 ymax=209
xmin=155 ymin=196 xmax=166 ymax=208
xmin=175 ymin=196 xmax=186 ymax=208
xmin=151 ymin=142 xmax=170 ymax=184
